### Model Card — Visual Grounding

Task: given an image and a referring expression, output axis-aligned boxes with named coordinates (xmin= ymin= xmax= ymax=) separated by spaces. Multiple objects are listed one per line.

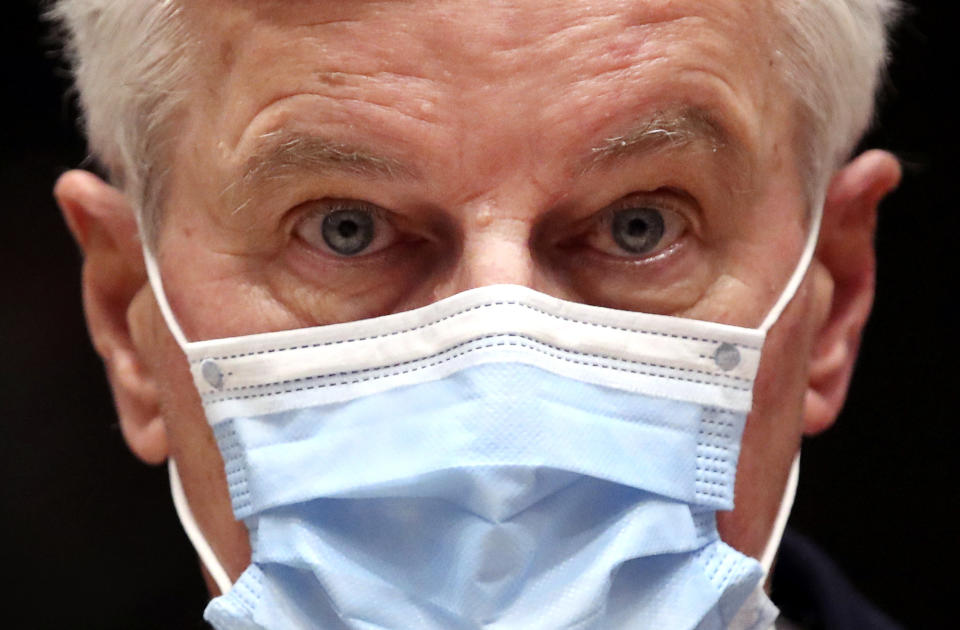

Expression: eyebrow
xmin=240 ymin=129 xmax=414 ymax=185
xmin=580 ymin=106 xmax=745 ymax=175
xmin=228 ymin=108 xmax=745 ymax=212
xmin=226 ymin=129 xmax=417 ymax=214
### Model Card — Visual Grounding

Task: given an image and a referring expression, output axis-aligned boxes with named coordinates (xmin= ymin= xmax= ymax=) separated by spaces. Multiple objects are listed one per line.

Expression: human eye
xmin=585 ymin=196 xmax=687 ymax=259
xmin=293 ymin=199 xmax=397 ymax=257
xmin=539 ymin=189 xmax=709 ymax=314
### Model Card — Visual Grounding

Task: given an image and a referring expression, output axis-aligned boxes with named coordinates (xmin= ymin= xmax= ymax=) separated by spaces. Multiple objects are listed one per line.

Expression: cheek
xmin=151 ymin=299 xmax=253 ymax=583
xmin=716 ymin=276 xmax=816 ymax=559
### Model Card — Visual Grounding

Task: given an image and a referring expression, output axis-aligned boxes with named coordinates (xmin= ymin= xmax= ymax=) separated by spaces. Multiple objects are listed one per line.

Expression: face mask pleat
xmin=213 ymin=362 xmax=745 ymax=521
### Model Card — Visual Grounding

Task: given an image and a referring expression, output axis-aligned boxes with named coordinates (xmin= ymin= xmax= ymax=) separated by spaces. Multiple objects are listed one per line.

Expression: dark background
xmin=1 ymin=1 xmax=954 ymax=627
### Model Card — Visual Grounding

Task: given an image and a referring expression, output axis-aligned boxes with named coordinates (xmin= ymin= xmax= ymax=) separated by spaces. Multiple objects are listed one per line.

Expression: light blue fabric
xmin=204 ymin=362 xmax=764 ymax=629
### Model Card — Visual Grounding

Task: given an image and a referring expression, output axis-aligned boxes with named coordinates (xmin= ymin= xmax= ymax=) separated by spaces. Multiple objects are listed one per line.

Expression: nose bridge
xmin=459 ymin=211 xmax=536 ymax=289
xmin=432 ymin=194 xmax=542 ymax=298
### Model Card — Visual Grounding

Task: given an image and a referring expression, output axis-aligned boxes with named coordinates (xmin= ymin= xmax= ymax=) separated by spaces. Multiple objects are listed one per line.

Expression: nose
xmin=434 ymin=215 xmax=535 ymax=300
xmin=429 ymin=201 xmax=568 ymax=302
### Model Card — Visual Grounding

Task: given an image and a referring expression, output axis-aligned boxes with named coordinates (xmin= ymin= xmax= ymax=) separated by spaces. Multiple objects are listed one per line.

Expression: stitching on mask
xmin=190 ymin=299 xmax=763 ymax=364
xmin=694 ymin=409 xmax=739 ymax=504
xmin=693 ymin=461 xmax=734 ymax=486
xmin=691 ymin=511 xmax=718 ymax=546
xmin=694 ymin=483 xmax=731 ymax=499
xmin=698 ymin=542 xmax=748 ymax=591
xmin=714 ymin=554 xmax=739 ymax=591
xmin=204 ymin=332 xmax=752 ymax=395
xmin=699 ymin=429 xmax=735 ymax=440
xmin=697 ymin=462 xmax=732 ymax=477
xmin=696 ymin=453 xmax=734 ymax=467
xmin=215 ymin=421 xmax=253 ymax=512
xmin=694 ymin=422 xmax=735 ymax=501
xmin=693 ymin=485 xmax=730 ymax=500
xmin=695 ymin=544 xmax=718 ymax=576
xmin=699 ymin=416 xmax=736 ymax=441
xmin=228 ymin=568 xmax=261 ymax=612
xmin=701 ymin=415 xmax=735 ymax=428
xmin=201 ymin=334 xmax=754 ymax=404
xmin=697 ymin=459 xmax=733 ymax=477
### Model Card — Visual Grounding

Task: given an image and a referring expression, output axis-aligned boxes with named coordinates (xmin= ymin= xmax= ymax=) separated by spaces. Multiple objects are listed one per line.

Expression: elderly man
xmin=52 ymin=0 xmax=903 ymax=628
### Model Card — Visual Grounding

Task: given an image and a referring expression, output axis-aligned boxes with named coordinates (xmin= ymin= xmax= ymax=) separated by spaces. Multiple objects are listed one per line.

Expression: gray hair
xmin=771 ymin=0 xmax=902 ymax=202
xmin=50 ymin=0 xmax=902 ymax=241
xmin=49 ymin=0 xmax=192 ymax=242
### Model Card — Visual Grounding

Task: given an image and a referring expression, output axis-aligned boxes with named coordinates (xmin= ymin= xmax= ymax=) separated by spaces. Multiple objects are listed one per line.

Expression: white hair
xmin=49 ymin=0 xmax=192 ymax=242
xmin=771 ymin=0 xmax=903 ymax=202
xmin=50 ymin=0 xmax=902 ymax=238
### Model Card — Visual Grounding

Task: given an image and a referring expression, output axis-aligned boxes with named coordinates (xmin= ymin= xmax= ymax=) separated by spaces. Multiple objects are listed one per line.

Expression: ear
xmin=803 ymin=150 xmax=901 ymax=435
xmin=55 ymin=170 xmax=168 ymax=463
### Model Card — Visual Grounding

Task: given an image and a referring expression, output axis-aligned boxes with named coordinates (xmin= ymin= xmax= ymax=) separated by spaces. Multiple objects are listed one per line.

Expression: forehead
xmin=194 ymin=0 xmax=778 ymax=76
xmin=181 ymin=0 xmax=786 ymax=167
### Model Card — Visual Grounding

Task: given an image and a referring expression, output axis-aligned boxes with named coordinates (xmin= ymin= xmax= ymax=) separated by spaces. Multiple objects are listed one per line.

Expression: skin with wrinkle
xmin=75 ymin=0 xmax=889 ymax=593
xmin=163 ymin=0 xmax=798 ymax=328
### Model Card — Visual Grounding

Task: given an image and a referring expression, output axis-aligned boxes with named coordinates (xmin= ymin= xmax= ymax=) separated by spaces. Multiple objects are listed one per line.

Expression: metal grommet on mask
xmin=713 ymin=343 xmax=741 ymax=371
xmin=201 ymin=359 xmax=225 ymax=390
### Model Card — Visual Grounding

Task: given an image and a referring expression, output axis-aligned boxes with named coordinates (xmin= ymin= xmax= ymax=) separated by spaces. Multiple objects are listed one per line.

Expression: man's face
xmin=62 ymin=0 xmax=898 ymax=588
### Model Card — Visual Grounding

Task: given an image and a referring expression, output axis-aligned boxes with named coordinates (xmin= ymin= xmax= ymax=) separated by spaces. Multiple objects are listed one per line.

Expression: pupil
xmin=337 ymin=220 xmax=359 ymax=238
xmin=627 ymin=218 xmax=648 ymax=237
xmin=321 ymin=209 xmax=375 ymax=256
xmin=612 ymin=207 xmax=664 ymax=255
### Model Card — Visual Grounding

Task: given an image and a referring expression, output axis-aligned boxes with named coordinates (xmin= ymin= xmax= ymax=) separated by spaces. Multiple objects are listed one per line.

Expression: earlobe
xmin=54 ymin=170 xmax=169 ymax=464
xmin=803 ymin=150 xmax=901 ymax=435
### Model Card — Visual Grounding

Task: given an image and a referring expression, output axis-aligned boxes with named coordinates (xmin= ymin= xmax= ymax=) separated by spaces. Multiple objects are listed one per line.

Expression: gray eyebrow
xmin=581 ymin=107 xmax=743 ymax=175
xmin=241 ymin=130 xmax=414 ymax=183
xmin=225 ymin=130 xmax=416 ymax=214
xmin=227 ymin=109 xmax=744 ymax=213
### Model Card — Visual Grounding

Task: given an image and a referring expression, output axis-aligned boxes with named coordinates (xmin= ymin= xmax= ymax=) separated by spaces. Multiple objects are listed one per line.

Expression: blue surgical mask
xmin=145 ymin=201 xmax=819 ymax=629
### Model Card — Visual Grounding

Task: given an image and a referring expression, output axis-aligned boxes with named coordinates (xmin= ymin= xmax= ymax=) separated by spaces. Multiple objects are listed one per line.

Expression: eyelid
xmin=606 ymin=189 xmax=694 ymax=216
xmin=314 ymin=198 xmax=383 ymax=216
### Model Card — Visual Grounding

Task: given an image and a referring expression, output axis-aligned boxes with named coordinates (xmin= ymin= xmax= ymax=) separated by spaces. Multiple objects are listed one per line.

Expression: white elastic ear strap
xmin=761 ymin=453 xmax=800 ymax=575
xmin=141 ymin=241 xmax=190 ymax=349
xmin=755 ymin=196 xmax=823 ymax=574
xmin=169 ymin=460 xmax=235 ymax=595
xmin=759 ymin=194 xmax=826 ymax=333
xmin=140 ymin=237 xmax=232 ymax=590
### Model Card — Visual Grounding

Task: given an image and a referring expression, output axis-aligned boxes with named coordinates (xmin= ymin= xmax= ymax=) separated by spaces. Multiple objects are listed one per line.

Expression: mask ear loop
xmin=141 ymin=240 xmax=191 ymax=349
xmin=169 ymin=460 xmax=235 ymax=595
xmin=758 ymin=193 xmax=825 ymax=334
xmin=139 ymin=236 xmax=235 ymax=592
xmin=728 ymin=455 xmax=798 ymax=630
xmin=754 ymin=191 xmax=825 ymax=583
xmin=760 ymin=453 xmax=800 ymax=575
